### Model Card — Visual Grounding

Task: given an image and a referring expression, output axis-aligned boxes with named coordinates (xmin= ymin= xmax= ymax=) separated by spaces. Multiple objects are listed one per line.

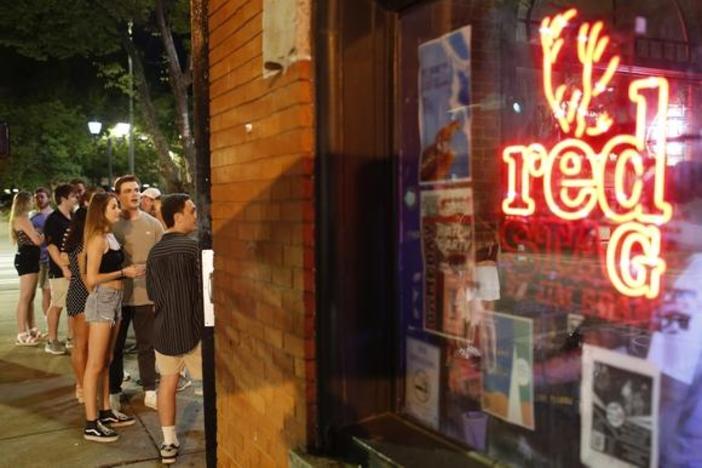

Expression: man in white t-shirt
xmin=109 ymin=175 xmax=164 ymax=411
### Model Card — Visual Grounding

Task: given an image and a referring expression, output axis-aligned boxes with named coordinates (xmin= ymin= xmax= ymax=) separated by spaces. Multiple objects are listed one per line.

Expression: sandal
xmin=16 ymin=332 xmax=39 ymax=346
xmin=29 ymin=328 xmax=47 ymax=340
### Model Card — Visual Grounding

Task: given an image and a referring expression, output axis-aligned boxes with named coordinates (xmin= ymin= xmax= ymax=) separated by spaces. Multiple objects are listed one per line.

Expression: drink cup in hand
xmin=122 ymin=265 xmax=143 ymax=278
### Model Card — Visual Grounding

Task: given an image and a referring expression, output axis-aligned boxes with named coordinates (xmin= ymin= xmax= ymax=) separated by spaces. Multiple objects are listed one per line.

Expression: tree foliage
xmin=0 ymin=0 xmax=193 ymax=192
xmin=0 ymin=100 xmax=90 ymax=189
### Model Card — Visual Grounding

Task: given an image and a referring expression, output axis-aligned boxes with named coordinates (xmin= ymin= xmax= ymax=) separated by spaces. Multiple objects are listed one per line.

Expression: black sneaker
xmin=83 ymin=420 xmax=119 ymax=443
xmin=99 ymin=409 xmax=136 ymax=428
xmin=160 ymin=443 xmax=180 ymax=464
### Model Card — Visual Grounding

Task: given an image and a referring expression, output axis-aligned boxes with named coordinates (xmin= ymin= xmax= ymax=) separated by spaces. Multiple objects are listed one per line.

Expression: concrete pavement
xmin=0 ymin=221 xmax=206 ymax=467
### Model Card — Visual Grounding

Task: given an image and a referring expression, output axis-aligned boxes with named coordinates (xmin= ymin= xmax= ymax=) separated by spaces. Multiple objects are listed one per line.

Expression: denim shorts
xmin=85 ymin=285 xmax=123 ymax=324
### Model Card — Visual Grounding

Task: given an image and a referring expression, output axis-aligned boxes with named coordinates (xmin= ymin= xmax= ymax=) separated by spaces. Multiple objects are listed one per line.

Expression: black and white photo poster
xmin=581 ymin=345 xmax=660 ymax=468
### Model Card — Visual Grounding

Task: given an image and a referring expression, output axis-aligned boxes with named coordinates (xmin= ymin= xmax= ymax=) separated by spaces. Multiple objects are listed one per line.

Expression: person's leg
xmin=42 ymin=285 xmax=51 ymax=317
xmin=41 ymin=265 xmax=51 ymax=319
xmin=158 ymin=368 xmax=181 ymax=464
xmin=70 ymin=313 xmax=89 ymax=399
xmin=67 ymin=317 xmax=74 ymax=347
xmin=84 ymin=322 xmax=113 ymax=421
xmin=16 ymin=274 xmax=37 ymax=335
xmin=46 ymin=305 xmax=61 ymax=340
xmin=132 ymin=305 xmax=157 ymax=391
xmin=46 ymin=278 xmax=67 ymax=345
xmin=102 ymin=319 xmax=122 ymax=411
xmin=159 ymin=373 xmax=179 ymax=428
xmin=108 ymin=307 xmax=133 ymax=396
xmin=26 ymin=273 xmax=37 ymax=332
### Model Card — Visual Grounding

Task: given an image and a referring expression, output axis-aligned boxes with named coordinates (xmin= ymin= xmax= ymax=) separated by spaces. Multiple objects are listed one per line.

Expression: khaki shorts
xmin=49 ymin=277 xmax=68 ymax=308
xmin=156 ymin=342 xmax=202 ymax=380
xmin=37 ymin=263 xmax=50 ymax=289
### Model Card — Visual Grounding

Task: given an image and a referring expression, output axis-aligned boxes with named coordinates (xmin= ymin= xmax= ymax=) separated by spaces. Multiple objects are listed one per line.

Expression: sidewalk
xmin=0 ymin=222 xmax=206 ymax=467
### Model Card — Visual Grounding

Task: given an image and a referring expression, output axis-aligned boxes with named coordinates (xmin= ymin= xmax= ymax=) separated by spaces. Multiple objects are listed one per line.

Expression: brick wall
xmin=208 ymin=0 xmax=316 ymax=466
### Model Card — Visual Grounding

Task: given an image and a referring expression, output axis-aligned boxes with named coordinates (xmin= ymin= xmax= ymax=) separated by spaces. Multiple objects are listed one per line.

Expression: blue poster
xmin=418 ymin=26 xmax=472 ymax=184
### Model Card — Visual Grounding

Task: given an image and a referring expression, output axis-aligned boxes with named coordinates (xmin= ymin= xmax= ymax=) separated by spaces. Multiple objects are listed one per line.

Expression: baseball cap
xmin=141 ymin=187 xmax=162 ymax=200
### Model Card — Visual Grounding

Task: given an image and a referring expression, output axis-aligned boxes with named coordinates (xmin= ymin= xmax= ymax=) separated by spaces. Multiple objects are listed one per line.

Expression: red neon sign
xmin=502 ymin=9 xmax=672 ymax=299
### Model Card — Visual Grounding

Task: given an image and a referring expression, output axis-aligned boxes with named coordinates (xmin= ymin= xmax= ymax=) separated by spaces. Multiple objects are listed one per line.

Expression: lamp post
xmin=88 ymin=120 xmax=113 ymax=187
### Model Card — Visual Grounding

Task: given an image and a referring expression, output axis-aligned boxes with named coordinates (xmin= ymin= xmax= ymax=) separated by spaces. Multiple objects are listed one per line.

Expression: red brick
xmin=283 ymin=333 xmax=304 ymax=358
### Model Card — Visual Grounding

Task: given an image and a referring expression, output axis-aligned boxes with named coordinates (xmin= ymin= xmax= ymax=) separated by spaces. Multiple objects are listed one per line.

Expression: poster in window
xmin=647 ymin=253 xmax=702 ymax=385
xmin=405 ymin=337 xmax=440 ymax=429
xmin=480 ymin=312 xmax=534 ymax=430
xmin=420 ymin=188 xmax=474 ymax=336
xmin=442 ymin=339 xmax=486 ymax=450
xmin=581 ymin=345 xmax=660 ymax=468
xmin=418 ymin=25 xmax=471 ymax=184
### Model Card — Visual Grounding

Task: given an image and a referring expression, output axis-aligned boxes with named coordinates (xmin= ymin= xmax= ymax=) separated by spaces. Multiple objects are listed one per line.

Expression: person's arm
xmin=154 ymin=217 xmax=164 ymax=242
xmin=85 ymin=236 xmax=142 ymax=290
xmin=146 ymin=254 xmax=157 ymax=302
xmin=45 ymin=219 xmax=71 ymax=279
xmin=77 ymin=250 xmax=89 ymax=288
xmin=16 ymin=217 xmax=44 ymax=246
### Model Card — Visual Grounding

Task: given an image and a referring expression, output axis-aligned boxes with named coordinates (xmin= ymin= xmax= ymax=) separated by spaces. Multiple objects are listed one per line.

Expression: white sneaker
xmin=176 ymin=373 xmax=192 ymax=392
xmin=144 ymin=390 xmax=158 ymax=410
xmin=109 ymin=393 xmax=122 ymax=412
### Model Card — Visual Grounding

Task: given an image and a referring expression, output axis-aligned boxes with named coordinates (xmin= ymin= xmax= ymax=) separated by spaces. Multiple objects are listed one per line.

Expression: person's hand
xmin=61 ymin=265 xmax=72 ymax=280
xmin=121 ymin=265 xmax=144 ymax=279
xmin=59 ymin=252 xmax=69 ymax=266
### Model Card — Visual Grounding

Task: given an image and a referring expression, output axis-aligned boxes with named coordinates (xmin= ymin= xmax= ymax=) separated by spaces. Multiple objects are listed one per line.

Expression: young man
xmin=109 ymin=175 xmax=164 ymax=411
xmin=43 ymin=184 xmax=77 ymax=354
xmin=146 ymin=194 xmax=203 ymax=465
xmin=140 ymin=187 xmax=161 ymax=216
xmin=70 ymin=178 xmax=87 ymax=208
xmin=31 ymin=187 xmax=54 ymax=325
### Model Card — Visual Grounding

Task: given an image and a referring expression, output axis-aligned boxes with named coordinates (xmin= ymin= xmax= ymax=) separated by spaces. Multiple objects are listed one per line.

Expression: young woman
xmin=64 ymin=207 xmax=89 ymax=402
xmin=82 ymin=193 xmax=143 ymax=442
xmin=9 ymin=191 xmax=44 ymax=345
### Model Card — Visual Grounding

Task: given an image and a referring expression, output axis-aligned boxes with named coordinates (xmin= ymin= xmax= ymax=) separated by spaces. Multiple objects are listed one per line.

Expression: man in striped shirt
xmin=146 ymin=194 xmax=203 ymax=465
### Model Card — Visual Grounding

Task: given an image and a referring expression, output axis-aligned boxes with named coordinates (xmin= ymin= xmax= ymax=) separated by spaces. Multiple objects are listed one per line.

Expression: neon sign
xmin=502 ymin=9 xmax=672 ymax=299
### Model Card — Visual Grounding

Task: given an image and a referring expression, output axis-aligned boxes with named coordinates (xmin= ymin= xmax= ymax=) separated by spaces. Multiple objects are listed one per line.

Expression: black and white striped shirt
xmin=146 ymin=232 xmax=204 ymax=356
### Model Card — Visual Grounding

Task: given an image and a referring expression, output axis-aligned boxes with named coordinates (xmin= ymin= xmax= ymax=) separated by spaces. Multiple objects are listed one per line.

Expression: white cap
xmin=141 ymin=187 xmax=162 ymax=200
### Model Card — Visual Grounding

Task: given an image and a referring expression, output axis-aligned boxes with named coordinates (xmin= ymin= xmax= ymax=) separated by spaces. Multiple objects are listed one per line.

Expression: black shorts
xmin=14 ymin=245 xmax=40 ymax=276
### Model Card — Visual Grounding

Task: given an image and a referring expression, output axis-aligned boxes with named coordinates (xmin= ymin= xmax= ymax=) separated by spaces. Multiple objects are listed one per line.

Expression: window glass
xmin=397 ymin=1 xmax=702 ymax=466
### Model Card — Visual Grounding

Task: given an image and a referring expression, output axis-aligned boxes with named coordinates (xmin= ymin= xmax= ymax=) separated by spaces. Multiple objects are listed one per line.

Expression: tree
xmin=0 ymin=100 xmax=92 ymax=189
xmin=0 ymin=0 xmax=195 ymax=192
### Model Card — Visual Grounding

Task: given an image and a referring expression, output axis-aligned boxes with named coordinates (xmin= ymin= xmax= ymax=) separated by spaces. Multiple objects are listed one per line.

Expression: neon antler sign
xmin=502 ymin=9 xmax=672 ymax=298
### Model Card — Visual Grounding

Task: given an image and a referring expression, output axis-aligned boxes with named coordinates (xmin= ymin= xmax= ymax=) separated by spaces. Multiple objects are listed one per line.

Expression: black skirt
xmin=14 ymin=245 xmax=40 ymax=276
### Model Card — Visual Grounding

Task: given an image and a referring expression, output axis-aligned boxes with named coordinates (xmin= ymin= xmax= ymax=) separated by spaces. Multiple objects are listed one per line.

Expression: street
xmin=0 ymin=220 xmax=206 ymax=467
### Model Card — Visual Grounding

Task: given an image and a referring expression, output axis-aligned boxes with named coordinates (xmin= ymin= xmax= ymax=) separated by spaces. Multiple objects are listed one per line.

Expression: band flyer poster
xmin=481 ymin=312 xmax=534 ymax=430
xmin=418 ymin=25 xmax=471 ymax=184
xmin=405 ymin=337 xmax=440 ymax=429
xmin=420 ymin=188 xmax=474 ymax=335
xmin=581 ymin=345 xmax=660 ymax=468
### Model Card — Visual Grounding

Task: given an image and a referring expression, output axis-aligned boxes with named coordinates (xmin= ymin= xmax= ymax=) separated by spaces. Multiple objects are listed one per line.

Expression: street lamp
xmin=88 ymin=120 xmax=113 ymax=187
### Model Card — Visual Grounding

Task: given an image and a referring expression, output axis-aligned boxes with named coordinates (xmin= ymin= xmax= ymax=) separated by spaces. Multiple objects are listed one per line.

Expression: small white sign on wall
xmin=262 ymin=0 xmax=311 ymax=77
xmin=202 ymin=249 xmax=215 ymax=327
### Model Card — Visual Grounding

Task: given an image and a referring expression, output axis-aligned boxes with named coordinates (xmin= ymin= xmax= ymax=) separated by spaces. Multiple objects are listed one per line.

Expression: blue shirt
xmin=30 ymin=209 xmax=53 ymax=264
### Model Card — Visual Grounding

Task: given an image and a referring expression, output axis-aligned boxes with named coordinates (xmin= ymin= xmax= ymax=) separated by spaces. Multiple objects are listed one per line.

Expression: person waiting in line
xmin=140 ymin=187 xmax=161 ymax=219
xmin=43 ymin=184 xmax=78 ymax=355
xmin=71 ymin=178 xmax=88 ymax=209
xmin=64 ymin=207 xmax=90 ymax=403
xmin=82 ymin=192 xmax=143 ymax=442
xmin=31 ymin=187 xmax=54 ymax=332
xmin=9 ymin=191 xmax=44 ymax=346
xmin=146 ymin=194 xmax=204 ymax=464
xmin=109 ymin=175 xmax=163 ymax=413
